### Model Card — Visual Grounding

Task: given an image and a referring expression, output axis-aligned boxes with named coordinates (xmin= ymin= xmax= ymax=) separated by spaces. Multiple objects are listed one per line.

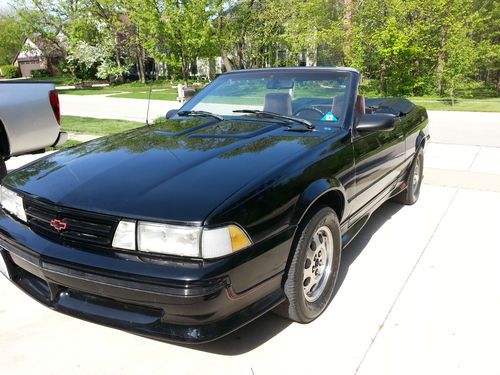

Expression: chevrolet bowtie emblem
xmin=50 ymin=219 xmax=67 ymax=232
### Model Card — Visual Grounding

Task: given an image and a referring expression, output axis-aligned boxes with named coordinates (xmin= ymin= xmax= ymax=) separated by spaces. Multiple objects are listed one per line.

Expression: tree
xmin=0 ymin=13 xmax=24 ymax=65
xmin=163 ymin=0 xmax=217 ymax=82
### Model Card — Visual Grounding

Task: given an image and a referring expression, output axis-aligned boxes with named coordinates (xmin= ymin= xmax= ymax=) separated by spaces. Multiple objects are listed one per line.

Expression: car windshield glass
xmin=179 ymin=70 xmax=352 ymax=128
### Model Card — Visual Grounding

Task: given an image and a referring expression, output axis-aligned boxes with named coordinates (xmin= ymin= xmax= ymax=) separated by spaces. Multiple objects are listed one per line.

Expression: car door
xmin=348 ymin=118 xmax=406 ymax=217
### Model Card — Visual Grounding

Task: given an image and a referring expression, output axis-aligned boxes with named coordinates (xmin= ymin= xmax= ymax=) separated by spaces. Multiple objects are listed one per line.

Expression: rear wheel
xmin=275 ymin=206 xmax=341 ymax=323
xmin=395 ymin=148 xmax=424 ymax=205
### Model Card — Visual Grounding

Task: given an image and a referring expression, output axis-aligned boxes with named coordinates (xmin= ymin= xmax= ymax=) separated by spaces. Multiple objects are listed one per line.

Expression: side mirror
xmin=356 ymin=114 xmax=396 ymax=133
xmin=166 ymin=109 xmax=179 ymax=119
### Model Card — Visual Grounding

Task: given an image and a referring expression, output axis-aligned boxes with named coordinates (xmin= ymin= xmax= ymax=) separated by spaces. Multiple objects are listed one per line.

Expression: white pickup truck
xmin=0 ymin=81 xmax=67 ymax=178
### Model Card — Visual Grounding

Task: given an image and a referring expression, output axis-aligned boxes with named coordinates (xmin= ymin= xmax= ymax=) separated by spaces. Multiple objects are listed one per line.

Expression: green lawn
xmin=57 ymin=88 xmax=123 ymax=96
xmin=58 ymin=83 xmax=181 ymax=100
xmin=27 ymin=75 xmax=75 ymax=86
xmin=48 ymin=139 xmax=82 ymax=151
xmin=111 ymin=91 xmax=178 ymax=101
xmin=56 ymin=80 xmax=500 ymax=112
xmin=61 ymin=116 xmax=143 ymax=135
xmin=407 ymin=97 xmax=500 ymax=112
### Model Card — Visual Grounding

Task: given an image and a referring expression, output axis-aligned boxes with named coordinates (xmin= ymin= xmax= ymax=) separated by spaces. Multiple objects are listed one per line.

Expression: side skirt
xmin=340 ymin=177 xmax=406 ymax=250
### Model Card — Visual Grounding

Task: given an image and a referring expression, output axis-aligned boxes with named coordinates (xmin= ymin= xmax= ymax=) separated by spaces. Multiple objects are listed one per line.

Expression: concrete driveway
xmin=1 ymin=108 xmax=500 ymax=374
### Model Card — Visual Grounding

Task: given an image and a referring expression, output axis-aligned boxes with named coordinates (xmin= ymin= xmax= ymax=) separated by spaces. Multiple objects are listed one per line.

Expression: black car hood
xmin=5 ymin=118 xmax=333 ymax=223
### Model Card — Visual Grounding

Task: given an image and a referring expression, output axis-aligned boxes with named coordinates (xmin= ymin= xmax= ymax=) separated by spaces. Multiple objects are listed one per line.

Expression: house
xmin=12 ymin=38 xmax=64 ymax=77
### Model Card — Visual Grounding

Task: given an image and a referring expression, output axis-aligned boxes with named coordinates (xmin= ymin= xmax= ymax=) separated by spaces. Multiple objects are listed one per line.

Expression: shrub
xmin=0 ymin=65 xmax=20 ymax=79
xmin=30 ymin=69 xmax=49 ymax=78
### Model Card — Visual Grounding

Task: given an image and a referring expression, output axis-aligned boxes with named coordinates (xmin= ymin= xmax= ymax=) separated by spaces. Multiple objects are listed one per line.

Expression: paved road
xmin=60 ymin=94 xmax=179 ymax=123
xmin=1 ymin=106 xmax=500 ymax=374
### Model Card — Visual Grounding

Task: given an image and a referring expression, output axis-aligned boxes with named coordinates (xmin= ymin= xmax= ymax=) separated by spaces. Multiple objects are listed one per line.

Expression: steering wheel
xmin=293 ymin=106 xmax=325 ymax=118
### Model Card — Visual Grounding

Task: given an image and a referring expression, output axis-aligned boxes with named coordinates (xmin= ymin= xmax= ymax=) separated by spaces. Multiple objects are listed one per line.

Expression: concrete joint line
xmin=424 ymin=168 xmax=500 ymax=192
xmin=354 ymin=188 xmax=460 ymax=374
xmin=467 ymin=146 xmax=482 ymax=171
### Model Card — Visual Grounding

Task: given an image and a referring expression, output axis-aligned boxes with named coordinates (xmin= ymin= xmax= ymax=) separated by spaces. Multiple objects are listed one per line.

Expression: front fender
xmin=291 ymin=178 xmax=346 ymax=226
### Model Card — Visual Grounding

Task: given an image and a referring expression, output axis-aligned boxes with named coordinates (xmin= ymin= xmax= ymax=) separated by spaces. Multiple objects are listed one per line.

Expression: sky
xmin=0 ymin=0 xmax=12 ymax=11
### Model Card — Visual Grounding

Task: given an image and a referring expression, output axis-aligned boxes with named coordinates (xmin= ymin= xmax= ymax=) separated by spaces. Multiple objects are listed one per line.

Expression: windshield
xmin=179 ymin=70 xmax=353 ymax=128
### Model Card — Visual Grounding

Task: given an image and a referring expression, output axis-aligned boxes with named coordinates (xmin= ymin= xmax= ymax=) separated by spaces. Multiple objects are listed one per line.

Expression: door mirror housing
xmin=166 ymin=109 xmax=179 ymax=119
xmin=356 ymin=114 xmax=396 ymax=133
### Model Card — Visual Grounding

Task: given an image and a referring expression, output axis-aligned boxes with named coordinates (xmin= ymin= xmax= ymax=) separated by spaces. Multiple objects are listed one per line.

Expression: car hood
xmin=4 ymin=118 xmax=333 ymax=223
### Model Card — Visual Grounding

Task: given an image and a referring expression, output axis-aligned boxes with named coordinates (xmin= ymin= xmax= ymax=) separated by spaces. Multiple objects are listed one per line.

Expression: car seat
xmin=264 ymin=93 xmax=293 ymax=116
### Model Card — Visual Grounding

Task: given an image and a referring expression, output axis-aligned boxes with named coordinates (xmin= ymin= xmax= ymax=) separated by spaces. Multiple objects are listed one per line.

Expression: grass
xmin=57 ymin=88 xmax=123 ymax=96
xmin=27 ymin=75 xmax=75 ymax=86
xmin=58 ymin=83 xmax=182 ymax=101
xmin=56 ymin=78 xmax=500 ymax=112
xmin=47 ymin=139 xmax=82 ymax=151
xmin=407 ymin=96 xmax=500 ymax=112
xmin=61 ymin=116 xmax=143 ymax=135
xmin=111 ymin=91 xmax=179 ymax=101
xmin=360 ymin=81 xmax=500 ymax=112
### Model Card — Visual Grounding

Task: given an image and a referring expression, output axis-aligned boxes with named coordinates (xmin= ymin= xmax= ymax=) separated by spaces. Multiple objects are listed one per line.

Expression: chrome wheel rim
xmin=303 ymin=225 xmax=334 ymax=303
xmin=412 ymin=158 xmax=420 ymax=193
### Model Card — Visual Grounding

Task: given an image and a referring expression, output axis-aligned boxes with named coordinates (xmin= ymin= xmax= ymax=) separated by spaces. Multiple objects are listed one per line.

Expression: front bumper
xmin=0 ymin=213 xmax=292 ymax=343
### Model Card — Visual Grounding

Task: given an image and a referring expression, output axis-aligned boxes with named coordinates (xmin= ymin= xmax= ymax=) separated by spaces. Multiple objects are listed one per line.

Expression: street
xmin=1 ymin=106 xmax=499 ymax=374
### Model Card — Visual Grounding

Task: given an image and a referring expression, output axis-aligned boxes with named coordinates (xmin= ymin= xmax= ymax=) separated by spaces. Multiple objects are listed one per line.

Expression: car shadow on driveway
xmin=333 ymin=201 xmax=403 ymax=298
xmin=186 ymin=201 xmax=403 ymax=356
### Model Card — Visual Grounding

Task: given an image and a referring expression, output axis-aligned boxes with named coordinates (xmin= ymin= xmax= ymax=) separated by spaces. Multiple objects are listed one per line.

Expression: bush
xmin=0 ymin=65 xmax=20 ymax=79
xmin=30 ymin=69 xmax=49 ymax=78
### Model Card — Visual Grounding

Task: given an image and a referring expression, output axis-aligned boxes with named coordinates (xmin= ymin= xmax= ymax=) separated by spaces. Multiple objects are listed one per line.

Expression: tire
xmin=0 ymin=158 xmax=6 ymax=181
xmin=275 ymin=206 xmax=341 ymax=323
xmin=394 ymin=148 xmax=424 ymax=205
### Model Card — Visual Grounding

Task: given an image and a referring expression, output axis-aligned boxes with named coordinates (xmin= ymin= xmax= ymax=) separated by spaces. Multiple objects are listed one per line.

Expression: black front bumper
xmin=0 ymin=213 xmax=293 ymax=343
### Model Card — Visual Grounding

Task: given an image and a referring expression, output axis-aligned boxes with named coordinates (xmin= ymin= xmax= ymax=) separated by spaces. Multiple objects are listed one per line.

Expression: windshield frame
xmin=177 ymin=68 xmax=359 ymax=130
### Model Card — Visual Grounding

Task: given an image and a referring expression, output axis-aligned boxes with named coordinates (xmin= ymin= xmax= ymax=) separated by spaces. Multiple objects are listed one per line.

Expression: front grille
xmin=24 ymin=198 xmax=119 ymax=247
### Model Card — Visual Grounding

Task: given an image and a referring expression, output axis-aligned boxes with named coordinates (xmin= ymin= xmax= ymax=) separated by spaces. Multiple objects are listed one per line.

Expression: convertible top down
xmin=0 ymin=67 xmax=429 ymax=342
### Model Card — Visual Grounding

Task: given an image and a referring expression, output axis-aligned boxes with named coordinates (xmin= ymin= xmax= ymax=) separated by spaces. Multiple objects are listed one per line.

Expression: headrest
xmin=332 ymin=95 xmax=345 ymax=118
xmin=263 ymin=93 xmax=293 ymax=116
xmin=356 ymin=95 xmax=366 ymax=115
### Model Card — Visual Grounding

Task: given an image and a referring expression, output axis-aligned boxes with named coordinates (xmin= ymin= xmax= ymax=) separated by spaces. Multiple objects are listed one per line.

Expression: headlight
xmin=138 ymin=222 xmax=201 ymax=257
xmin=112 ymin=219 xmax=252 ymax=258
xmin=0 ymin=186 xmax=27 ymax=222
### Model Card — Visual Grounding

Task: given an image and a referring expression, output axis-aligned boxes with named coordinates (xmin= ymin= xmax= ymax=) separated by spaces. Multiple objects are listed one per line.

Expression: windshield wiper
xmin=177 ymin=110 xmax=224 ymax=121
xmin=233 ymin=109 xmax=315 ymax=130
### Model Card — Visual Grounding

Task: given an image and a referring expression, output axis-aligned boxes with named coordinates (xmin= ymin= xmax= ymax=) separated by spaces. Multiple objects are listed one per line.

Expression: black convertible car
xmin=0 ymin=67 xmax=429 ymax=343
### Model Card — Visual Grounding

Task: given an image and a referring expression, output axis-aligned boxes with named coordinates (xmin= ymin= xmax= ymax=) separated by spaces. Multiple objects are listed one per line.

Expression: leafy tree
xmin=66 ymin=39 xmax=129 ymax=81
xmin=0 ymin=13 xmax=24 ymax=65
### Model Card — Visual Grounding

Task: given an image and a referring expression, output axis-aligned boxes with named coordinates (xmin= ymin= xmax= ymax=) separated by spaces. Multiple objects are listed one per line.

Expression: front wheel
xmin=275 ymin=206 xmax=341 ymax=323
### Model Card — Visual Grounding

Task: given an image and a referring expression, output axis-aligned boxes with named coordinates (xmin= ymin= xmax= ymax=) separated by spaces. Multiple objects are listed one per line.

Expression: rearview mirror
xmin=267 ymin=79 xmax=294 ymax=89
xmin=356 ymin=114 xmax=396 ymax=133
xmin=166 ymin=109 xmax=179 ymax=119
